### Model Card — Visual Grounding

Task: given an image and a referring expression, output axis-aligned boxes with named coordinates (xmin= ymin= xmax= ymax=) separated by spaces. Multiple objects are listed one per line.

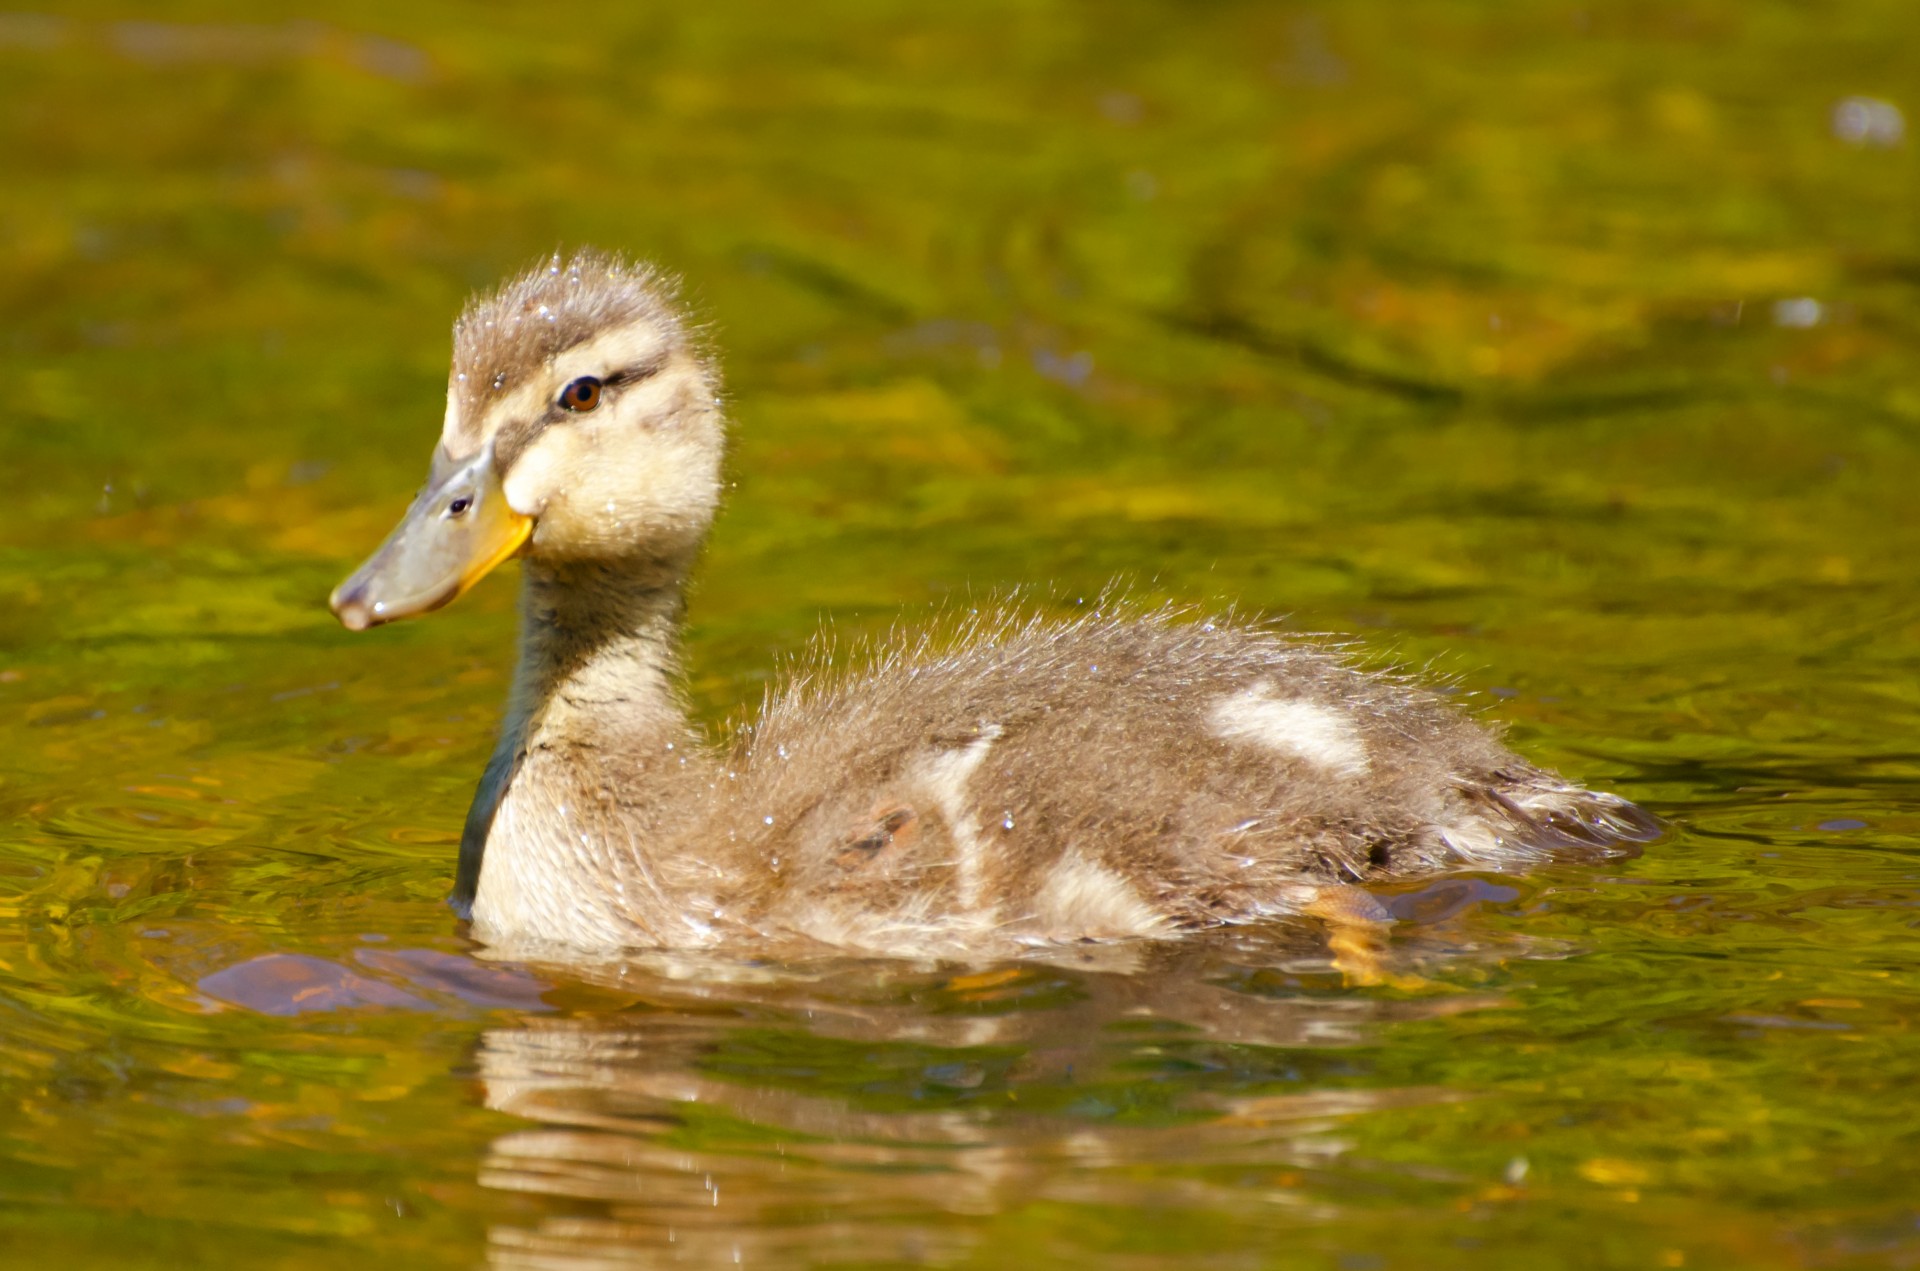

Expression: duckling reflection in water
xmin=471 ymin=946 xmax=1478 ymax=1266
xmin=329 ymin=251 xmax=1657 ymax=963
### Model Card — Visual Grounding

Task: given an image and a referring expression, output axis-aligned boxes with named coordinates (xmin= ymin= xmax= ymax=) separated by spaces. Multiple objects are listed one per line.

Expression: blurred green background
xmin=3 ymin=3 xmax=1919 ymax=1267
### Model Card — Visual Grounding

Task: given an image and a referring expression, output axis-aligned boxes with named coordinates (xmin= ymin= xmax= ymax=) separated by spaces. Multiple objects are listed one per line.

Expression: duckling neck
xmin=512 ymin=556 xmax=695 ymax=738
xmin=454 ymin=556 xmax=716 ymax=945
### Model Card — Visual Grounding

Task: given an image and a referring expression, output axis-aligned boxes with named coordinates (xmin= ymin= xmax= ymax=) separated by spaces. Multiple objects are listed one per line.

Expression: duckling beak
xmin=329 ymin=443 xmax=532 ymax=631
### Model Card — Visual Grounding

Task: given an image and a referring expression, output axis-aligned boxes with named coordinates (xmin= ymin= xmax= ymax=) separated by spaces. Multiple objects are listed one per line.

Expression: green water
xmin=4 ymin=3 xmax=1919 ymax=1266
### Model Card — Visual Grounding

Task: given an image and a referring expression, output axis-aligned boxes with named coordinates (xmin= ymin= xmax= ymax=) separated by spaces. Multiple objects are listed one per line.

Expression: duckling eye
xmin=447 ymin=496 xmax=472 ymax=516
xmin=559 ymin=376 xmax=602 ymax=412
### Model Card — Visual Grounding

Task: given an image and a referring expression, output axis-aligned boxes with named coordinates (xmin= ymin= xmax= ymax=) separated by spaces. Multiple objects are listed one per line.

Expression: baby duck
xmin=330 ymin=251 xmax=1657 ymax=959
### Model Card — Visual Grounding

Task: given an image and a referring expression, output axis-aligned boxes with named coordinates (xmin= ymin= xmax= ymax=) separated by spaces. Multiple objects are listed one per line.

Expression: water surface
xmin=4 ymin=3 xmax=1919 ymax=1266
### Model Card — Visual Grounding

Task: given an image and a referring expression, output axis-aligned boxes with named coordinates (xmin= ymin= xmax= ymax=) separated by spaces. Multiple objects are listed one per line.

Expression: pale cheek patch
xmin=1209 ymin=685 xmax=1370 ymax=777
xmin=502 ymin=427 xmax=575 ymax=518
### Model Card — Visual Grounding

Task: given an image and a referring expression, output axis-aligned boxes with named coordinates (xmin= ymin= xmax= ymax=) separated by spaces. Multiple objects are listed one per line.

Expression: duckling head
xmin=331 ymin=251 xmax=723 ymax=630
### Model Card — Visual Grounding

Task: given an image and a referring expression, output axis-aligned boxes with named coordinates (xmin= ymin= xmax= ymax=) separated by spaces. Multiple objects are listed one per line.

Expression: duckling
xmin=329 ymin=250 xmax=1658 ymax=960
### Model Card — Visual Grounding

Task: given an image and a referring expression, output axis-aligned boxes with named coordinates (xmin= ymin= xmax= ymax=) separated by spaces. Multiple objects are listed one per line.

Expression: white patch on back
xmin=1438 ymin=822 xmax=1502 ymax=862
xmin=1208 ymin=683 xmax=1370 ymax=777
xmin=1032 ymin=855 xmax=1165 ymax=939
xmin=914 ymin=725 xmax=1003 ymax=913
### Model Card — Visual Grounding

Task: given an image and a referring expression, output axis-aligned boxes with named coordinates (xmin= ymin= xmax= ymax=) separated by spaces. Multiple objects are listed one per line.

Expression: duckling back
xmin=712 ymin=606 xmax=1656 ymax=956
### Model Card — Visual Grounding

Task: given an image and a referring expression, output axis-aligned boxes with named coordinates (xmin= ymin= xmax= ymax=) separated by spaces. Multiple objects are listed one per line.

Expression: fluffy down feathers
xmin=346 ymin=253 xmax=1659 ymax=960
xmin=472 ymin=602 xmax=1657 ymax=957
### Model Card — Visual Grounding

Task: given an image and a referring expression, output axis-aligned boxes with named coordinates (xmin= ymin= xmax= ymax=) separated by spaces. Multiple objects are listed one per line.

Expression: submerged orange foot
xmin=1300 ymin=884 xmax=1433 ymax=991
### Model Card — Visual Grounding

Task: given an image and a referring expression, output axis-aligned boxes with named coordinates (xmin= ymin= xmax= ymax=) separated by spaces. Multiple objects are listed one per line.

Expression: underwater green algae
xmin=3 ymin=2 xmax=1919 ymax=1266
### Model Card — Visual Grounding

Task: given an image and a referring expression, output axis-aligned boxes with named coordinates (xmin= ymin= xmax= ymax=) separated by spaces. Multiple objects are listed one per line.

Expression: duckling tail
xmin=1476 ymin=782 xmax=1665 ymax=863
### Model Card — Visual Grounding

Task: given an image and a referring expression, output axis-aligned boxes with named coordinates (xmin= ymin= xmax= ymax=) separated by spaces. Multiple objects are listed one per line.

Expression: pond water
xmin=4 ymin=3 xmax=1919 ymax=1266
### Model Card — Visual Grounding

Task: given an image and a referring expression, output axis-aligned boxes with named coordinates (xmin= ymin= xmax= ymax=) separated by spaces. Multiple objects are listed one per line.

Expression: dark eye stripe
xmin=602 ymin=348 xmax=671 ymax=391
xmin=493 ymin=351 xmax=677 ymax=473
